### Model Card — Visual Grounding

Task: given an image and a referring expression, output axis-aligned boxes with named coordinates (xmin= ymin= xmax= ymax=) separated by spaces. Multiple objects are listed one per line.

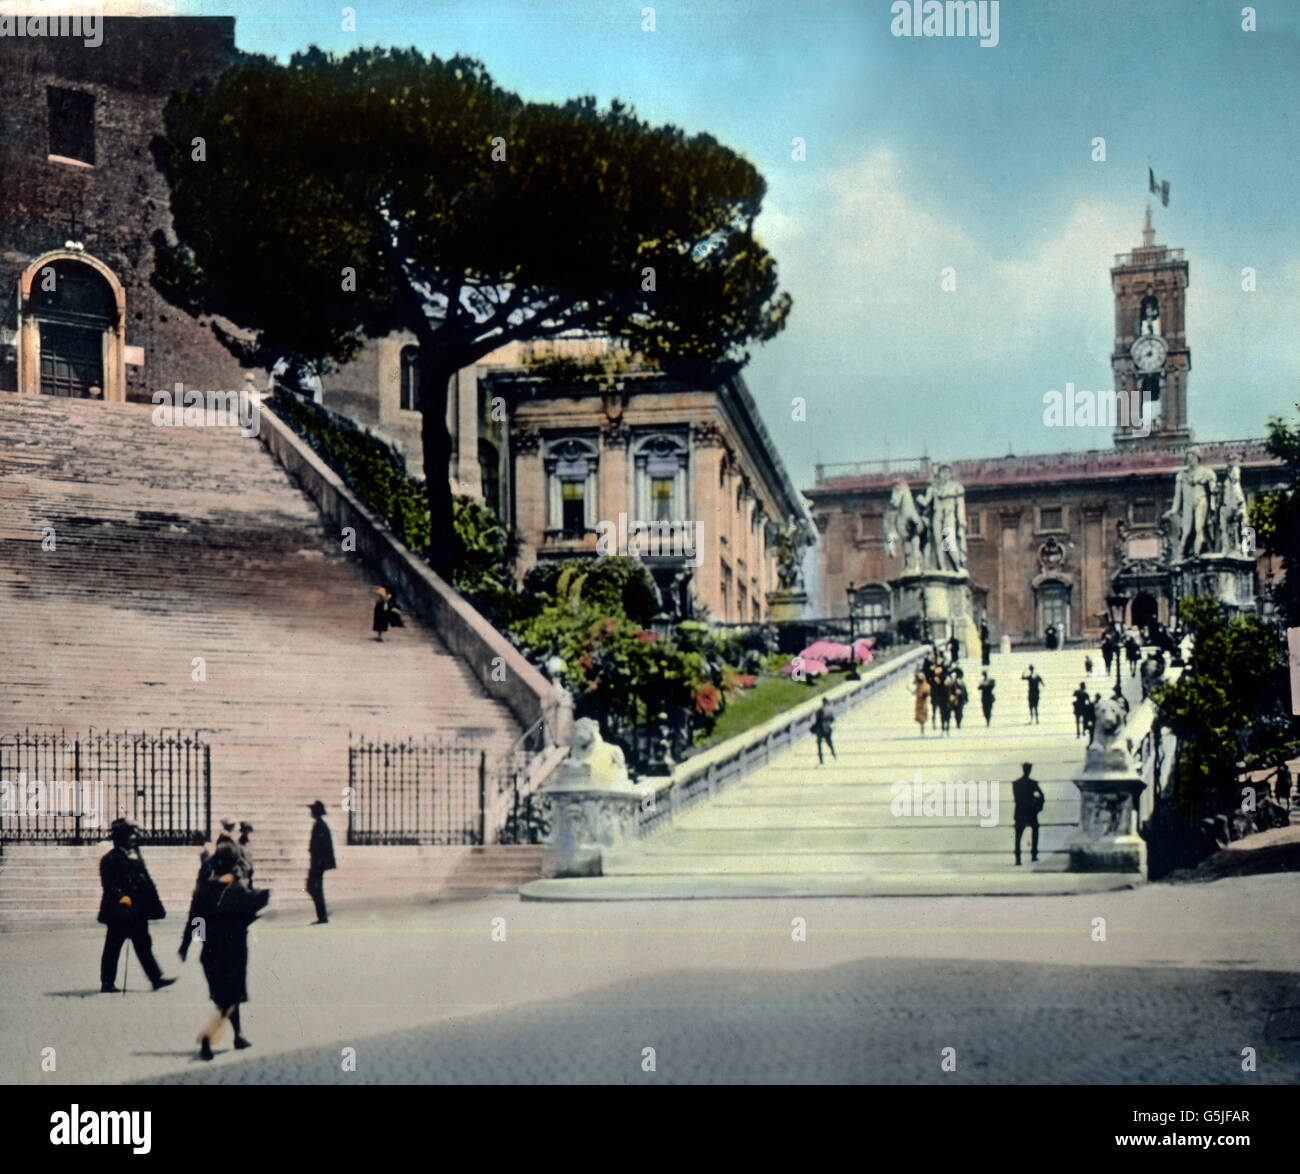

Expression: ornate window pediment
xmin=544 ymin=435 xmax=599 ymax=537
xmin=632 ymin=432 xmax=688 ymax=523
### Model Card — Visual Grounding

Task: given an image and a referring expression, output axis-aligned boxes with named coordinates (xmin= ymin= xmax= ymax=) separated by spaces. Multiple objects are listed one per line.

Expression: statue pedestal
xmin=889 ymin=570 xmax=978 ymax=653
xmin=767 ymin=589 xmax=807 ymax=623
xmin=541 ymin=723 xmax=642 ymax=878
xmin=1068 ymin=719 xmax=1147 ymax=874
xmin=1171 ymin=553 xmax=1256 ymax=615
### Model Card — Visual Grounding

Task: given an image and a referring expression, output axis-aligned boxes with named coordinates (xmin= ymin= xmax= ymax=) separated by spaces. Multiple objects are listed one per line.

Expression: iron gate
xmin=347 ymin=736 xmax=533 ymax=846
xmin=0 ymin=730 xmax=211 ymax=845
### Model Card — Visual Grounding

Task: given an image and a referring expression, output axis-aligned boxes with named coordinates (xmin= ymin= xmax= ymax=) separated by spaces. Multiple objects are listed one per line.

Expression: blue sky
xmin=157 ymin=0 xmax=1299 ymax=489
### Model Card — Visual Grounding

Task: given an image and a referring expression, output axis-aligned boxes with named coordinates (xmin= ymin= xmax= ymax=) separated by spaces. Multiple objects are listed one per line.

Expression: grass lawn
xmin=691 ymin=646 xmax=909 ymax=754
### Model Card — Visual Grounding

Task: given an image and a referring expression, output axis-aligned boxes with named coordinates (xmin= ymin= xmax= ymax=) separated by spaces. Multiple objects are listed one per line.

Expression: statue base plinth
xmin=1068 ymin=759 xmax=1147 ymax=874
xmin=889 ymin=570 xmax=978 ymax=654
xmin=767 ymin=589 xmax=807 ymax=623
xmin=541 ymin=773 xmax=642 ymax=879
xmin=1171 ymin=554 xmax=1256 ymax=614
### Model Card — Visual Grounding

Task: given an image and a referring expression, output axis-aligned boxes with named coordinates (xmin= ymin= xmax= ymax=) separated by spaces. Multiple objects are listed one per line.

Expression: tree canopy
xmin=158 ymin=46 xmax=791 ymax=575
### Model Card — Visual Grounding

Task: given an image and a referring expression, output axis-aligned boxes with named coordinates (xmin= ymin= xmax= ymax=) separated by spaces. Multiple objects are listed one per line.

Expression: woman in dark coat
xmin=372 ymin=587 xmax=391 ymax=641
xmin=180 ymin=837 xmax=270 ymax=1060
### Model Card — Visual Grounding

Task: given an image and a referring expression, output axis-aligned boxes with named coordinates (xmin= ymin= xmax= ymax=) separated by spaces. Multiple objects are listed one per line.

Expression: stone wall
xmin=0 ymin=18 xmax=254 ymax=401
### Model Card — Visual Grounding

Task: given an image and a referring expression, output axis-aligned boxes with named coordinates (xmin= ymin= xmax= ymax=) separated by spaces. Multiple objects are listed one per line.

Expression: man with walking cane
xmin=98 ymin=819 xmax=176 ymax=993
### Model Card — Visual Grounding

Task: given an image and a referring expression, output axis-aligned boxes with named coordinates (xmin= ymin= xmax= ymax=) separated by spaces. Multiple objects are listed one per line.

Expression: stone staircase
xmin=0 ymin=392 xmax=540 ymax=929
xmin=602 ymin=649 xmax=1138 ymax=890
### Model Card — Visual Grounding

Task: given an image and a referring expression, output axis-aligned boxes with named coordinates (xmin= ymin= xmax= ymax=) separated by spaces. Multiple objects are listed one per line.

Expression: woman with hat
xmin=373 ymin=587 xmax=391 ymax=641
xmin=180 ymin=834 xmax=270 ymax=1060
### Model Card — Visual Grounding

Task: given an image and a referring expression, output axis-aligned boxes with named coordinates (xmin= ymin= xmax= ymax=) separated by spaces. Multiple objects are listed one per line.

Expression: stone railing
xmin=256 ymin=401 xmax=569 ymax=751
xmin=634 ymin=645 xmax=928 ymax=837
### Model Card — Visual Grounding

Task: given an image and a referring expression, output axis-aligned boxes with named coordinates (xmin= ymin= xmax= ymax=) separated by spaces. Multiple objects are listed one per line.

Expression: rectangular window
xmin=1039 ymin=506 xmax=1063 ymax=531
xmin=400 ymin=347 xmax=420 ymax=411
xmin=651 ymin=476 xmax=674 ymax=522
xmin=1132 ymin=501 xmax=1157 ymax=525
xmin=48 ymin=87 xmax=94 ymax=166
xmin=561 ymin=480 xmax=585 ymax=536
xmin=967 ymin=510 xmax=983 ymax=538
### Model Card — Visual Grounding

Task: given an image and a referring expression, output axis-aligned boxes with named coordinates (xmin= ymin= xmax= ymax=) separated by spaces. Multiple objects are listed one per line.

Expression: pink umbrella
xmin=781 ymin=656 xmax=830 ymax=677
xmin=798 ymin=640 xmax=852 ymax=664
xmin=852 ymin=637 xmax=876 ymax=664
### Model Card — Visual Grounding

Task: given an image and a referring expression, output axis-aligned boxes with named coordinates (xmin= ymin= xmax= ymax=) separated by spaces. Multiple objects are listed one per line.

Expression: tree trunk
xmin=417 ymin=350 xmax=461 ymax=582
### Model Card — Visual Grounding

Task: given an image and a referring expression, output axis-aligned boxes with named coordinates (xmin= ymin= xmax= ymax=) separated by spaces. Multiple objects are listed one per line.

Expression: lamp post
xmin=846 ymin=582 xmax=862 ymax=681
xmin=1106 ymin=592 xmax=1128 ymax=701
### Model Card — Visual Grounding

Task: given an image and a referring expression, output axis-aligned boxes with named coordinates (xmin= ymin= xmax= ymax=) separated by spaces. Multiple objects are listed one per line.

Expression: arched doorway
xmin=1131 ymin=592 xmax=1158 ymax=634
xmin=17 ymin=252 xmax=126 ymax=402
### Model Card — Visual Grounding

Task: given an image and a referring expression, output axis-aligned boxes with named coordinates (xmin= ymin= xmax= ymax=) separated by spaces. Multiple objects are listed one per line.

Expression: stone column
xmin=1067 ymin=697 xmax=1147 ymax=873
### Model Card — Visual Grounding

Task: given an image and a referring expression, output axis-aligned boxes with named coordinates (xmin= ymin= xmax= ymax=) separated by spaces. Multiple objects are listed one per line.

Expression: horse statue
xmin=882 ymin=481 xmax=927 ymax=573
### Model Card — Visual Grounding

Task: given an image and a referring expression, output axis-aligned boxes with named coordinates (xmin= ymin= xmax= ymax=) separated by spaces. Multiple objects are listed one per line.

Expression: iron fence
xmin=347 ymin=736 xmax=534 ymax=845
xmin=0 ymin=730 xmax=210 ymax=845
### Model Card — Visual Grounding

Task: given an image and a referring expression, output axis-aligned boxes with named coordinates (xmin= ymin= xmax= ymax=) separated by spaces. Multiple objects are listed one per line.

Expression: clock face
xmin=1130 ymin=335 xmax=1167 ymax=374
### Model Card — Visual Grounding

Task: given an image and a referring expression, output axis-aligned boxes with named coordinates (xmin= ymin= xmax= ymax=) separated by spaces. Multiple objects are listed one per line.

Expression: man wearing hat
xmin=306 ymin=800 xmax=335 ymax=924
xmin=1011 ymin=763 xmax=1046 ymax=866
xmin=98 ymin=819 xmax=176 ymax=992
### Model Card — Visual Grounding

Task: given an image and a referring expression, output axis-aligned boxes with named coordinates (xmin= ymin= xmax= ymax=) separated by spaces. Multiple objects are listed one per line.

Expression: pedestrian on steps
xmin=912 ymin=670 xmax=931 ymax=737
xmin=1021 ymin=665 xmax=1044 ymax=724
xmin=978 ymin=672 xmax=995 ymax=726
xmin=1012 ymin=763 xmax=1045 ymax=866
xmin=1072 ymin=682 xmax=1091 ymax=737
xmin=373 ymin=586 xmax=392 ymax=641
xmin=950 ymin=670 xmax=968 ymax=730
xmin=306 ymin=800 xmax=336 ymax=925
xmin=810 ymin=699 xmax=837 ymax=765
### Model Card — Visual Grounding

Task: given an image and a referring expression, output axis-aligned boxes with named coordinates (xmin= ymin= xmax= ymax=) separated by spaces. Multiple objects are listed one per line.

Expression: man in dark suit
xmin=306 ymin=800 xmax=336 ymax=924
xmin=98 ymin=819 xmax=176 ymax=992
xmin=1012 ymin=763 xmax=1046 ymax=866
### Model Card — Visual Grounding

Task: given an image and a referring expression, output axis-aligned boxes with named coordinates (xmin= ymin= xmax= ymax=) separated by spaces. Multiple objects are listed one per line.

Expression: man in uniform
xmin=98 ymin=819 xmax=176 ymax=993
xmin=306 ymin=800 xmax=336 ymax=925
xmin=1012 ymin=763 xmax=1046 ymax=866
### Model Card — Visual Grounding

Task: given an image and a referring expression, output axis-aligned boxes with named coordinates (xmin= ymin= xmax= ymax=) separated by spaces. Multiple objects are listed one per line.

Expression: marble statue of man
xmin=1218 ymin=464 xmax=1247 ymax=557
xmin=1164 ymin=450 xmax=1218 ymax=559
xmin=917 ymin=465 xmax=966 ymax=572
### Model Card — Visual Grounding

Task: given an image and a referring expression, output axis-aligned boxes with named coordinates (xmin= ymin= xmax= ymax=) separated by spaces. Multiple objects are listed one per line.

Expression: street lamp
xmin=1106 ymin=592 xmax=1128 ymax=701
xmin=846 ymin=582 xmax=862 ymax=681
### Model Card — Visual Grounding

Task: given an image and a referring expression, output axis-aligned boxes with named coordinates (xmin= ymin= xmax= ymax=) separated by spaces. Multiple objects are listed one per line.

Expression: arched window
xmin=632 ymin=433 xmax=688 ymax=523
xmin=400 ymin=346 xmax=420 ymax=411
xmin=544 ymin=436 xmax=598 ymax=538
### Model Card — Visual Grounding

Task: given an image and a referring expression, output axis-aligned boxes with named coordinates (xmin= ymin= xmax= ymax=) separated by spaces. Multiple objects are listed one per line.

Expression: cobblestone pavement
xmin=3 ymin=876 xmax=1297 ymax=1085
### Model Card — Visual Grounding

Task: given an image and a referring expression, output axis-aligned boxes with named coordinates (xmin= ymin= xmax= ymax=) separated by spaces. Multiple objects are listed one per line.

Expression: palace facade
xmin=806 ymin=215 xmax=1287 ymax=645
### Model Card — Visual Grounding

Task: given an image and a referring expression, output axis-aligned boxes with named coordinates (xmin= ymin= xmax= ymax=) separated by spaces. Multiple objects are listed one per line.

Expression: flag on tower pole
xmin=1148 ymin=166 xmax=1170 ymax=207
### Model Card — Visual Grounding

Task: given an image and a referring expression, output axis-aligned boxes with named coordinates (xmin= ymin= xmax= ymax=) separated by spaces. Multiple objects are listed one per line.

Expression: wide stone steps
xmin=0 ymin=392 xmax=532 ymax=929
xmin=603 ymin=650 xmax=1139 ymax=886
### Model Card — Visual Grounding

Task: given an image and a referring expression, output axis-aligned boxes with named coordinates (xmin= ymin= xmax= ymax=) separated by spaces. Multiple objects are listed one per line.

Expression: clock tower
xmin=1111 ymin=208 xmax=1191 ymax=446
